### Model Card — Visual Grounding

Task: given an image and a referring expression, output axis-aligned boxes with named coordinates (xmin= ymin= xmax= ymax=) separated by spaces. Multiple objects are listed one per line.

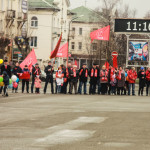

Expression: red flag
xmin=74 ymin=60 xmax=77 ymax=66
xmin=50 ymin=33 xmax=62 ymax=59
xmin=20 ymin=49 xmax=37 ymax=70
xmin=51 ymin=42 xmax=68 ymax=58
xmin=104 ymin=61 xmax=110 ymax=70
xmin=90 ymin=25 xmax=110 ymax=43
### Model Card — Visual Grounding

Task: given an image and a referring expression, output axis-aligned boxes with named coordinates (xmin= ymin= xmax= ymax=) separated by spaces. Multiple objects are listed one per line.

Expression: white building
xmin=28 ymin=0 xmax=72 ymax=68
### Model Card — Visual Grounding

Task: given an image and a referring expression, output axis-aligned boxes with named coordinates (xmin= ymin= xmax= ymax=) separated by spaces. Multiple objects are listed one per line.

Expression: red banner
xmin=50 ymin=33 xmax=62 ymax=59
xmin=90 ymin=25 xmax=110 ymax=43
xmin=51 ymin=42 xmax=68 ymax=58
xmin=20 ymin=49 xmax=37 ymax=70
xmin=104 ymin=61 xmax=110 ymax=70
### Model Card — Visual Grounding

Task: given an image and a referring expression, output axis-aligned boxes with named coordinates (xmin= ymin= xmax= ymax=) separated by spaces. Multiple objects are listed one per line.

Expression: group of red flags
xmin=20 ymin=25 xmax=116 ymax=69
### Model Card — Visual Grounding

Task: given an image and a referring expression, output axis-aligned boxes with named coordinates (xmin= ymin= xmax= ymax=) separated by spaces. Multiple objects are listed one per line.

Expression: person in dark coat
xmin=89 ymin=63 xmax=99 ymax=95
xmin=31 ymin=63 xmax=41 ymax=93
xmin=22 ymin=65 xmax=30 ymax=93
xmin=12 ymin=62 xmax=22 ymax=93
xmin=108 ymin=65 xmax=113 ymax=95
xmin=66 ymin=62 xmax=72 ymax=94
xmin=96 ymin=65 xmax=101 ymax=94
xmin=116 ymin=67 xmax=125 ymax=95
xmin=2 ymin=71 xmax=9 ymax=97
xmin=0 ymin=60 xmax=11 ymax=94
xmin=44 ymin=61 xmax=54 ymax=94
xmin=138 ymin=66 xmax=146 ymax=96
xmin=70 ymin=65 xmax=79 ymax=94
xmin=78 ymin=63 xmax=88 ymax=95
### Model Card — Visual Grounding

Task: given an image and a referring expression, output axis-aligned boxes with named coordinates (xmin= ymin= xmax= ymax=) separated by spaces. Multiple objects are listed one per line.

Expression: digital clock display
xmin=114 ymin=19 xmax=150 ymax=33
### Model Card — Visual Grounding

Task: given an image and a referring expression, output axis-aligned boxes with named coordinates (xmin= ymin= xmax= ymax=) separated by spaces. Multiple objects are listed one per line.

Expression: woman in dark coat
xmin=117 ymin=67 xmax=125 ymax=95
xmin=2 ymin=71 xmax=9 ymax=96
xmin=138 ymin=66 xmax=146 ymax=96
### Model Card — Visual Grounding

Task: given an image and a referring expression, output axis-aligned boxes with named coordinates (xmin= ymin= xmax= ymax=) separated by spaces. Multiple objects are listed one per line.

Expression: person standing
xmin=78 ymin=63 xmax=88 ymax=95
xmin=124 ymin=67 xmax=129 ymax=95
xmin=89 ymin=63 xmax=99 ymax=95
xmin=31 ymin=63 xmax=41 ymax=93
xmin=22 ymin=65 xmax=30 ymax=93
xmin=12 ymin=62 xmax=22 ymax=93
xmin=146 ymin=67 xmax=150 ymax=96
xmin=116 ymin=67 xmax=125 ymax=95
xmin=66 ymin=62 xmax=72 ymax=94
xmin=70 ymin=65 xmax=79 ymax=94
xmin=108 ymin=65 xmax=113 ymax=95
xmin=0 ymin=60 xmax=11 ymax=94
xmin=35 ymin=75 xmax=42 ymax=94
xmin=56 ymin=67 xmax=64 ymax=94
xmin=96 ymin=65 xmax=101 ymax=94
xmin=100 ymin=65 xmax=108 ymax=95
xmin=2 ymin=71 xmax=9 ymax=97
xmin=44 ymin=61 xmax=54 ymax=94
xmin=128 ymin=67 xmax=137 ymax=96
xmin=138 ymin=67 xmax=146 ymax=96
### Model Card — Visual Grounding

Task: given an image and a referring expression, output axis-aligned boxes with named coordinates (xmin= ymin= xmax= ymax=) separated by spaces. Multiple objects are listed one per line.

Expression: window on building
xmin=71 ymin=42 xmax=75 ymax=50
xmin=93 ymin=43 xmax=97 ymax=51
xmin=31 ymin=16 xmax=38 ymax=27
xmin=30 ymin=37 xmax=37 ymax=47
xmin=93 ymin=28 xmax=98 ymax=31
xmin=79 ymin=28 xmax=82 ymax=35
xmin=78 ymin=42 xmax=82 ymax=50
xmin=72 ymin=27 xmax=75 ymax=32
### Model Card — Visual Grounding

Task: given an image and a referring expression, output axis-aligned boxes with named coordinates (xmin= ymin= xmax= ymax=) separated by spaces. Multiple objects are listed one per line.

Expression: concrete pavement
xmin=0 ymin=93 xmax=150 ymax=150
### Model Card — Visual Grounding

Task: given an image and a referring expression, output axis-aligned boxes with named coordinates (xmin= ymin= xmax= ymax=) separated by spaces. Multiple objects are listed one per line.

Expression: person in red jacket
xmin=146 ymin=67 xmax=150 ymax=96
xmin=128 ymin=67 xmax=137 ymax=96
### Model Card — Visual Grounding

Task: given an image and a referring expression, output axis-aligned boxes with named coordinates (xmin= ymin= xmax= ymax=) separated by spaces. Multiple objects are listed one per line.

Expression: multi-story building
xmin=0 ymin=0 xmax=28 ymax=60
xmin=69 ymin=6 xmax=105 ymax=68
xmin=28 ymin=0 xmax=72 ymax=68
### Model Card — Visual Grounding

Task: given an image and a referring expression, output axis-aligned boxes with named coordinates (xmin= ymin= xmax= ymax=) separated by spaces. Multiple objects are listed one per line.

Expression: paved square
xmin=0 ymin=93 xmax=150 ymax=150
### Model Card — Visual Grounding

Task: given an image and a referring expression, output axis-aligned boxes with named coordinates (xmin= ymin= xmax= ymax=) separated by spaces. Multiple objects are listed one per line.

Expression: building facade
xmin=69 ymin=6 xmax=105 ymax=68
xmin=0 ymin=0 xmax=27 ymax=60
xmin=28 ymin=0 xmax=71 ymax=68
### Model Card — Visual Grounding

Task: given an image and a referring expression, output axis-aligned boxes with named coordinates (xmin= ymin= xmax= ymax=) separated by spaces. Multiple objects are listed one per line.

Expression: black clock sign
xmin=114 ymin=19 xmax=150 ymax=33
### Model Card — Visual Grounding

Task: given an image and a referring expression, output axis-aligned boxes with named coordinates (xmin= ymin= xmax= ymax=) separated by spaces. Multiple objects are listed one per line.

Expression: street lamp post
xmin=67 ymin=15 xmax=84 ymax=66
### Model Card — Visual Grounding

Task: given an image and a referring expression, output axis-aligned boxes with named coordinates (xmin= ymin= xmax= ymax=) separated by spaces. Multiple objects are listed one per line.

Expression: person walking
xmin=128 ymin=67 xmax=137 ymax=96
xmin=22 ymin=65 xmax=30 ymax=93
xmin=138 ymin=67 xmax=146 ymax=96
xmin=31 ymin=63 xmax=41 ymax=93
xmin=116 ymin=67 xmax=125 ymax=95
xmin=78 ymin=63 xmax=88 ymax=95
xmin=12 ymin=62 xmax=22 ymax=93
xmin=44 ymin=61 xmax=54 ymax=94
xmin=145 ymin=67 xmax=150 ymax=96
xmin=70 ymin=65 xmax=79 ymax=94
xmin=89 ymin=63 xmax=99 ymax=95
xmin=100 ymin=65 xmax=108 ymax=95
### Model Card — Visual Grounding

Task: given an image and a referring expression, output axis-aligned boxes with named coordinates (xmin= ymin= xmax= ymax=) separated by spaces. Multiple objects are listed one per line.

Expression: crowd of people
xmin=1 ymin=59 xmax=150 ymax=97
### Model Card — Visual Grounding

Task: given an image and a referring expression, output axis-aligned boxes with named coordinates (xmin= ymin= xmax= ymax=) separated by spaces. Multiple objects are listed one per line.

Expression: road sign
xmin=18 ymin=54 xmax=22 ymax=58
xmin=112 ymin=51 xmax=118 ymax=57
xmin=114 ymin=19 xmax=150 ymax=34
xmin=22 ymin=0 xmax=28 ymax=14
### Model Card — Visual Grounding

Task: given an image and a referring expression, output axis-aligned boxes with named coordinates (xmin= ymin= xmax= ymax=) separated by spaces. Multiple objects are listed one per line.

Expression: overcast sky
xmin=70 ymin=0 xmax=150 ymax=18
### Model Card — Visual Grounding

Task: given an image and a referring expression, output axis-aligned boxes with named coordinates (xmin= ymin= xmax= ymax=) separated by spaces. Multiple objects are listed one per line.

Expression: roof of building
xmin=28 ymin=0 xmax=59 ymax=10
xmin=71 ymin=6 xmax=105 ymax=23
